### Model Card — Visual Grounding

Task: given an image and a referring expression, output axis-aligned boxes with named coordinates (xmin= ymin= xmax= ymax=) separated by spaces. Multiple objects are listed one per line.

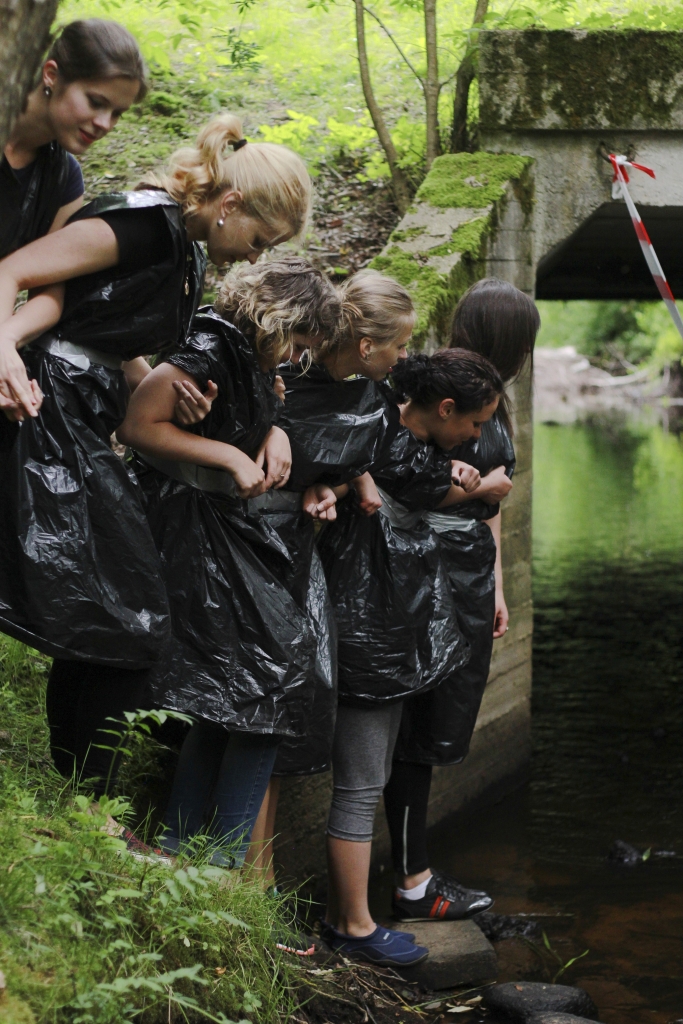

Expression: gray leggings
xmin=327 ymin=702 xmax=404 ymax=843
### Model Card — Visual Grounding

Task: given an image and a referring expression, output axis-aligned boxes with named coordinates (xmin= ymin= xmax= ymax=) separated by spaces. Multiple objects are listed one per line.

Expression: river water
xmin=420 ymin=411 xmax=683 ymax=1023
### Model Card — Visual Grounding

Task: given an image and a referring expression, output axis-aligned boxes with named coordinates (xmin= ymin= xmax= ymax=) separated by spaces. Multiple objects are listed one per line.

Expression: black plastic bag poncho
xmin=393 ymin=411 xmax=516 ymax=764
xmin=138 ymin=312 xmax=317 ymax=737
xmin=317 ymin=384 xmax=470 ymax=708
xmin=0 ymin=191 xmax=206 ymax=667
xmin=0 ymin=143 xmax=71 ymax=258
xmin=263 ymin=363 xmax=401 ymax=773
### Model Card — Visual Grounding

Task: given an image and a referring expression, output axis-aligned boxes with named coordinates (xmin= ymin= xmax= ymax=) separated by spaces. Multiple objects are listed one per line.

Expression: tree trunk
xmin=423 ymin=0 xmax=440 ymax=170
xmin=0 ymin=0 xmax=60 ymax=151
xmin=450 ymin=0 xmax=488 ymax=153
xmin=354 ymin=0 xmax=411 ymax=214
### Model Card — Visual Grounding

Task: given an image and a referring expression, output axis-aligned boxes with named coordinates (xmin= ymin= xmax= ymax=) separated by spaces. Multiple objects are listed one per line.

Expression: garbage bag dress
xmin=0 ymin=142 xmax=72 ymax=257
xmin=137 ymin=312 xmax=317 ymax=737
xmin=393 ymin=411 xmax=516 ymax=764
xmin=0 ymin=191 xmax=206 ymax=667
xmin=263 ymin=363 xmax=402 ymax=774
xmin=317 ymin=384 xmax=470 ymax=708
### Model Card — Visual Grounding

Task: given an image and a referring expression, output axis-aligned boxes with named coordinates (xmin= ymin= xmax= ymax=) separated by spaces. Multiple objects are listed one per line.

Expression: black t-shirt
xmin=9 ymin=152 xmax=83 ymax=209
xmin=97 ymin=207 xmax=170 ymax=275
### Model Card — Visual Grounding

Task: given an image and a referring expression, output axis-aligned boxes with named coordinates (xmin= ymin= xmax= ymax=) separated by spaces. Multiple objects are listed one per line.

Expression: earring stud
xmin=217 ymin=218 xmax=225 ymax=227
xmin=43 ymin=85 xmax=52 ymax=97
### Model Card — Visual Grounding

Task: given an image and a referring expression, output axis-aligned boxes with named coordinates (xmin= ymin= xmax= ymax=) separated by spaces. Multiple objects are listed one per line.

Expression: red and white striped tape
xmin=609 ymin=153 xmax=683 ymax=341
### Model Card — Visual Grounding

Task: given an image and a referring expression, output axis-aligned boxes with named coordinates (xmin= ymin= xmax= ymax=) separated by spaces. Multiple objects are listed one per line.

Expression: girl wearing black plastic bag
xmin=118 ymin=257 xmax=340 ymax=866
xmin=285 ymin=272 xmax=499 ymax=966
xmin=0 ymin=116 xmax=311 ymax=813
xmin=384 ymin=280 xmax=539 ymax=924
xmin=2 ymin=20 xmax=147 ymax=262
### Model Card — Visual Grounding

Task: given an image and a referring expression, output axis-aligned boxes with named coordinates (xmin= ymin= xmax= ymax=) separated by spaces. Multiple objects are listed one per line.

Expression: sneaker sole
xmin=392 ymin=904 xmax=493 ymax=923
xmin=339 ymin=947 xmax=430 ymax=967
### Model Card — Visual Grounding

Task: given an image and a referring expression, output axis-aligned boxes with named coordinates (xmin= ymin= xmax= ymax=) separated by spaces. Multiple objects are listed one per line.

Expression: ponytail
xmin=315 ymin=269 xmax=415 ymax=361
xmin=145 ymin=113 xmax=312 ymax=239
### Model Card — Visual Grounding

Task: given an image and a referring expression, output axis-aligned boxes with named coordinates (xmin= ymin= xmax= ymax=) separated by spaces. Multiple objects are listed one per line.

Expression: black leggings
xmin=46 ymin=659 xmax=150 ymax=796
xmin=383 ymin=760 xmax=433 ymax=876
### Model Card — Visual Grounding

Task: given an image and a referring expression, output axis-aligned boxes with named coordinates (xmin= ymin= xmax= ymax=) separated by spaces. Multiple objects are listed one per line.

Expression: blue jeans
xmin=161 ymin=721 xmax=280 ymax=866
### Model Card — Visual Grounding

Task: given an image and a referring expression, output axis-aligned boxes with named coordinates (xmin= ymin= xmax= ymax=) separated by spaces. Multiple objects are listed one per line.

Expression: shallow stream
xmin=380 ymin=411 xmax=683 ymax=1023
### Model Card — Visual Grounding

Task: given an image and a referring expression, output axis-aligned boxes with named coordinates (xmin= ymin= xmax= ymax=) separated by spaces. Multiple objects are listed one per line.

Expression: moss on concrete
xmin=390 ymin=226 xmax=424 ymax=243
xmin=372 ymin=152 xmax=533 ymax=345
xmin=480 ymin=29 xmax=683 ymax=131
xmin=416 ymin=152 xmax=532 ymax=209
xmin=424 ymin=217 xmax=489 ymax=258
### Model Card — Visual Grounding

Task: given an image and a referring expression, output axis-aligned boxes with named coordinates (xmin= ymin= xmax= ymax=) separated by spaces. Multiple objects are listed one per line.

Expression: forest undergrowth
xmin=0 ymin=640 xmax=456 ymax=1023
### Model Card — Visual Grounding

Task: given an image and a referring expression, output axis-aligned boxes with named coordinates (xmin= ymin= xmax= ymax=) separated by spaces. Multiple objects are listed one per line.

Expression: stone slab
xmin=391 ymin=919 xmax=497 ymax=990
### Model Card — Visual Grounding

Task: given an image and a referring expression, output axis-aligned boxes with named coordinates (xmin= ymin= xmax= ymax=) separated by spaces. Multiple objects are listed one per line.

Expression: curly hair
xmin=142 ymin=113 xmax=311 ymax=239
xmin=314 ymin=269 xmax=416 ymax=362
xmin=390 ymin=348 xmax=503 ymax=412
xmin=215 ymin=256 xmax=342 ymax=364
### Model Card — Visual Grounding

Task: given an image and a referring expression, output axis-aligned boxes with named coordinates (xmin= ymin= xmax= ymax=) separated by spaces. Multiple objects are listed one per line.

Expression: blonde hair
xmin=144 ymin=113 xmax=312 ymax=239
xmin=315 ymin=269 xmax=416 ymax=361
xmin=215 ymin=256 xmax=342 ymax=364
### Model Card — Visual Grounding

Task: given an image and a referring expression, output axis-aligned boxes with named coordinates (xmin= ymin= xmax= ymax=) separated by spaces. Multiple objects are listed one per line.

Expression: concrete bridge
xmin=275 ymin=29 xmax=683 ymax=887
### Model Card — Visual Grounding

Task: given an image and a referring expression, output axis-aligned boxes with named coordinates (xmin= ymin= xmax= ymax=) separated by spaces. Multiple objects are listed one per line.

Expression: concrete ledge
xmin=395 ymin=920 xmax=497 ymax=990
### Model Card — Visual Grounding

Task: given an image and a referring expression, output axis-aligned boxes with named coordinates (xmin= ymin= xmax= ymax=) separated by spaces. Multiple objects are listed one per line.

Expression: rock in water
xmin=607 ymin=840 xmax=643 ymax=866
xmin=474 ymin=912 xmax=542 ymax=941
xmin=528 ymin=1015 xmax=604 ymax=1024
xmin=483 ymin=982 xmax=599 ymax=1022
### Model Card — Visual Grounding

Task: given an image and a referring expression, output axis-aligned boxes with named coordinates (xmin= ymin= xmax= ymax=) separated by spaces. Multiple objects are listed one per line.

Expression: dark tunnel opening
xmin=536 ymin=202 xmax=683 ymax=300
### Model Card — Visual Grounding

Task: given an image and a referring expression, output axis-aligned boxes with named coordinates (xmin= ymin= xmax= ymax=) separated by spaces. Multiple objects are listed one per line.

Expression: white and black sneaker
xmin=393 ymin=869 xmax=493 ymax=921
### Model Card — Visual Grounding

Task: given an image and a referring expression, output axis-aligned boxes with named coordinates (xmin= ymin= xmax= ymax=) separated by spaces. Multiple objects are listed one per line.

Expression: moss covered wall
xmin=480 ymin=30 xmax=683 ymax=132
xmin=370 ymin=152 xmax=533 ymax=346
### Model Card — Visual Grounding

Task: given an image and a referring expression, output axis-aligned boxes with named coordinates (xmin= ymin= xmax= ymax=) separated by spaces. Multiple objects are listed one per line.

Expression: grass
xmin=0 ymin=636 xmax=299 ymax=1023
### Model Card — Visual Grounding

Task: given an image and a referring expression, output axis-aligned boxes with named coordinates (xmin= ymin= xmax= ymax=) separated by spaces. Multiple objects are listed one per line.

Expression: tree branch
xmin=450 ymin=0 xmax=489 ymax=153
xmin=362 ymin=4 xmax=425 ymax=93
xmin=353 ymin=0 xmax=411 ymax=213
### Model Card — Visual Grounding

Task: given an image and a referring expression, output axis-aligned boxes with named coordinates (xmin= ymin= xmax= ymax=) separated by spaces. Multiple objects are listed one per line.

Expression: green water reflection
xmin=533 ymin=415 xmax=683 ymax=563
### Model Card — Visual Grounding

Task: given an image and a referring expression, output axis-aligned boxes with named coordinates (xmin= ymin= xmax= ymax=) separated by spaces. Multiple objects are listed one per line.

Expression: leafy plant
xmin=524 ymin=930 xmax=590 ymax=984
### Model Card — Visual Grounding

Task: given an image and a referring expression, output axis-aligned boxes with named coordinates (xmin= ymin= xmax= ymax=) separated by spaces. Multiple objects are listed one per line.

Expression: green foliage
xmin=0 ymin=637 xmax=298 ymax=1023
xmin=416 ymin=152 xmax=532 ymax=208
xmin=258 ymin=109 xmax=320 ymax=153
xmin=537 ymin=300 xmax=683 ymax=371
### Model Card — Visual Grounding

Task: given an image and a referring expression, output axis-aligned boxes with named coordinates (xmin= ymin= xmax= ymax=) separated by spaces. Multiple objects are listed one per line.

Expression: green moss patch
xmin=424 ymin=217 xmax=489 ymax=258
xmin=480 ymin=29 xmax=683 ymax=131
xmin=415 ymin=152 xmax=532 ymax=209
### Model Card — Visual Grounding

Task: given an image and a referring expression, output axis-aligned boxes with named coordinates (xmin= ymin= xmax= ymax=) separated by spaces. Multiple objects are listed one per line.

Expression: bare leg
xmin=326 ymin=836 xmax=375 ymax=936
xmin=244 ymin=777 xmax=281 ymax=885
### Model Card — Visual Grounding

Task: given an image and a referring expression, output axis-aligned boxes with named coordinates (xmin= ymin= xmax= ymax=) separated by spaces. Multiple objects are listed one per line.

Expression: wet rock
xmin=482 ymin=981 xmax=599 ymax=1022
xmin=474 ymin=912 xmax=542 ymax=942
xmin=607 ymin=840 xmax=645 ymax=866
xmin=528 ymin=1016 xmax=603 ymax=1024
xmin=395 ymin=919 xmax=497 ymax=990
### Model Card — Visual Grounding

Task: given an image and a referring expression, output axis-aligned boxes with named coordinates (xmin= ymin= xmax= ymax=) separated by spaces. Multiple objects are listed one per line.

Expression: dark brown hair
xmin=46 ymin=20 xmax=148 ymax=101
xmin=449 ymin=278 xmax=539 ymax=433
xmin=449 ymin=278 xmax=539 ymax=383
xmin=391 ymin=348 xmax=503 ymax=412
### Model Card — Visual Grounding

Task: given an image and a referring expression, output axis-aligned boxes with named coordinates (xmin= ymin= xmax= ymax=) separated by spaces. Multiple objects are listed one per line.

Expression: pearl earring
xmin=217 ymin=218 xmax=225 ymax=227
xmin=43 ymin=85 xmax=52 ymax=97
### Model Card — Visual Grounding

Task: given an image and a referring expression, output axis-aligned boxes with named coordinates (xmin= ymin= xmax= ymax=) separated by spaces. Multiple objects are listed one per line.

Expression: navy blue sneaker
xmin=322 ymin=922 xmax=429 ymax=966
xmin=320 ymin=919 xmax=415 ymax=945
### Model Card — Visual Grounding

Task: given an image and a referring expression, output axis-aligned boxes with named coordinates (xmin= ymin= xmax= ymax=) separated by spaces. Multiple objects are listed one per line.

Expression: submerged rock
xmin=482 ymin=981 xmax=599 ymax=1022
xmin=607 ymin=840 xmax=645 ymax=866
xmin=474 ymin=911 xmax=542 ymax=941
xmin=528 ymin=1016 xmax=603 ymax=1024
